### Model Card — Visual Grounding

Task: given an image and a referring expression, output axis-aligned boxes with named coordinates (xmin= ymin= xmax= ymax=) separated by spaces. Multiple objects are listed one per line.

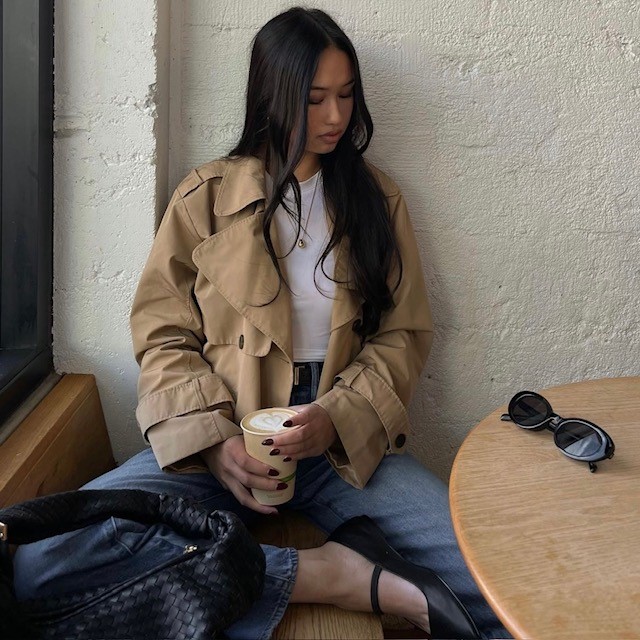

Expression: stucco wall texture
xmin=53 ymin=1 xmax=160 ymax=463
xmin=55 ymin=1 xmax=639 ymax=481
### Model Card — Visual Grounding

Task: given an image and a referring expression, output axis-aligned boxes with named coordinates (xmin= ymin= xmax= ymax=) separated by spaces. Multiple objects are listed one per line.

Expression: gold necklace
xmin=296 ymin=171 xmax=321 ymax=249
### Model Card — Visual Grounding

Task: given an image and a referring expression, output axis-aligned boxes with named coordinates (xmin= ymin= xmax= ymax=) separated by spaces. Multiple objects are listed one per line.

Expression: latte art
xmin=247 ymin=411 xmax=294 ymax=433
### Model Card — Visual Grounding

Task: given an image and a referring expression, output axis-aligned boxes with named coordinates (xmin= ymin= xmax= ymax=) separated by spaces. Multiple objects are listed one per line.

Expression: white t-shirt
xmin=266 ymin=171 xmax=336 ymax=362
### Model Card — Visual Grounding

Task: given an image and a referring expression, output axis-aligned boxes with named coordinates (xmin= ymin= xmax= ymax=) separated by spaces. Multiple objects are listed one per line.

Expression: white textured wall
xmin=56 ymin=1 xmax=640 ymax=480
xmin=53 ymin=1 xmax=167 ymax=462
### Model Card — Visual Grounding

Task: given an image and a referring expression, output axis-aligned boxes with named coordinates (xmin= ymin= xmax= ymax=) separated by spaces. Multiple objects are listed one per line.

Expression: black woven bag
xmin=0 ymin=489 xmax=266 ymax=640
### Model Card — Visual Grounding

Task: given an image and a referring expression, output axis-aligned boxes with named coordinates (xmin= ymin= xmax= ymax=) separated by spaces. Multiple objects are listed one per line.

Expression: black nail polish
xmin=268 ymin=469 xmax=279 ymax=477
xmin=269 ymin=448 xmax=280 ymax=456
xmin=262 ymin=438 xmax=274 ymax=446
xmin=283 ymin=456 xmax=292 ymax=462
xmin=283 ymin=420 xmax=293 ymax=428
xmin=276 ymin=483 xmax=288 ymax=490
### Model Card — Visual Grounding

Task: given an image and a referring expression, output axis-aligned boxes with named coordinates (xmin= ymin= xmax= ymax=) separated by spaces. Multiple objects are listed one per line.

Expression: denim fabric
xmin=290 ymin=361 xmax=323 ymax=406
xmin=14 ymin=364 xmax=509 ymax=640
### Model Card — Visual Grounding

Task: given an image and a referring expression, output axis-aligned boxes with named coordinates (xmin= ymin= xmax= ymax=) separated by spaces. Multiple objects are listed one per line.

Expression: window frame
xmin=0 ymin=0 xmax=54 ymax=425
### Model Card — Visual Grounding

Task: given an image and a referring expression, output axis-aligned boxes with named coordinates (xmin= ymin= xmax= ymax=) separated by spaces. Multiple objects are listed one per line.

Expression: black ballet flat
xmin=327 ymin=515 xmax=480 ymax=640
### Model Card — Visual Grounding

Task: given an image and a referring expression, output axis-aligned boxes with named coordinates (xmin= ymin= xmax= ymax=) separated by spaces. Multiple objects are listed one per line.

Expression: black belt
xmin=293 ymin=362 xmax=323 ymax=386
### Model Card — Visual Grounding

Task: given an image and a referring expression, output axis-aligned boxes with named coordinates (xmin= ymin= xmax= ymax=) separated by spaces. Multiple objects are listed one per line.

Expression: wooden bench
xmin=0 ymin=374 xmax=384 ymax=639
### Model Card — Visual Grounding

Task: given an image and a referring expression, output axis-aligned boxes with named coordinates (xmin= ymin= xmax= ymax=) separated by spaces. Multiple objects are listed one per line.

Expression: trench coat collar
xmin=193 ymin=156 xmax=362 ymax=363
xmin=213 ymin=155 xmax=268 ymax=217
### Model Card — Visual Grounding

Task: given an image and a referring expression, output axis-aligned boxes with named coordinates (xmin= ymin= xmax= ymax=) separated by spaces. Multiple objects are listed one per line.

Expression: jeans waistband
xmin=293 ymin=362 xmax=323 ymax=387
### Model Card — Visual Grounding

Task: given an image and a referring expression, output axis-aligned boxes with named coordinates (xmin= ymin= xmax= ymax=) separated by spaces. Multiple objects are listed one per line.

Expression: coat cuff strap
xmin=136 ymin=373 xmax=234 ymax=432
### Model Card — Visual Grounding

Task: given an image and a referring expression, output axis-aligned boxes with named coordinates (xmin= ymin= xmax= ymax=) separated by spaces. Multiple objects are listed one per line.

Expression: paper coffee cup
xmin=240 ymin=407 xmax=297 ymax=506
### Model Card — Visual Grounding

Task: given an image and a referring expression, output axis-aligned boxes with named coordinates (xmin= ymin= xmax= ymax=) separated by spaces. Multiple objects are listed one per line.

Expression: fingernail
xmin=276 ymin=483 xmax=288 ymax=490
xmin=268 ymin=469 xmax=279 ymax=477
xmin=269 ymin=448 xmax=281 ymax=456
xmin=283 ymin=420 xmax=293 ymax=427
xmin=262 ymin=438 xmax=274 ymax=446
xmin=283 ymin=456 xmax=292 ymax=462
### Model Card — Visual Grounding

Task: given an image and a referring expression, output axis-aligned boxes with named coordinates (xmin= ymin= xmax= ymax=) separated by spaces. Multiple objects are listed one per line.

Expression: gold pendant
xmin=297 ymin=239 xmax=305 ymax=248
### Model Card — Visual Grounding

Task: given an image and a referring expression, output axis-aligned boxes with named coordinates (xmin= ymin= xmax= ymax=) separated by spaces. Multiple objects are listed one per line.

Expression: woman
xmin=14 ymin=7 xmax=508 ymax=639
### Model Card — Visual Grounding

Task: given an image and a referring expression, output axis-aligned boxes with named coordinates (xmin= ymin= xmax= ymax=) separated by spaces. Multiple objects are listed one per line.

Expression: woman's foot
xmin=293 ymin=516 xmax=480 ymax=639
xmin=328 ymin=540 xmax=431 ymax=632
xmin=291 ymin=540 xmax=430 ymax=633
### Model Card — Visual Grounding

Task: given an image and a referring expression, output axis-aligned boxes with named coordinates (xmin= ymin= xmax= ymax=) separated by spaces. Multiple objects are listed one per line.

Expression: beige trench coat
xmin=131 ymin=155 xmax=433 ymax=489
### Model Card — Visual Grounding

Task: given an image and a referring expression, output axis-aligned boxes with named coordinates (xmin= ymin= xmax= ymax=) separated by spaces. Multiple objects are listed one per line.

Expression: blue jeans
xmin=14 ymin=362 xmax=508 ymax=639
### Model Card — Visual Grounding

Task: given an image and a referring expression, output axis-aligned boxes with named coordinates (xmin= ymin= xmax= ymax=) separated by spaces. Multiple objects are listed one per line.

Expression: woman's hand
xmin=264 ymin=403 xmax=337 ymax=461
xmin=200 ymin=435 xmax=282 ymax=515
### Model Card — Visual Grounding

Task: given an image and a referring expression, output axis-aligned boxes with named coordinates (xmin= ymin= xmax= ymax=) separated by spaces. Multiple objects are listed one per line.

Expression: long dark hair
xmin=229 ymin=7 xmax=402 ymax=341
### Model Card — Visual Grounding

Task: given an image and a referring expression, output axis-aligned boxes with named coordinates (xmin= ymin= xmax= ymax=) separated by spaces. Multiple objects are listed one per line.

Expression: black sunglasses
xmin=501 ymin=391 xmax=615 ymax=472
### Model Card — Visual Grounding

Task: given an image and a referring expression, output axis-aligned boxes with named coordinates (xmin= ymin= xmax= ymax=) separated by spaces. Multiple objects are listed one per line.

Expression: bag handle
xmin=0 ymin=489 xmax=215 ymax=545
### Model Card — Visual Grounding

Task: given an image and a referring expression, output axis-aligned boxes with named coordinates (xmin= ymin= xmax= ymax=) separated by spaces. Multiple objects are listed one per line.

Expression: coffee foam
xmin=245 ymin=410 xmax=294 ymax=434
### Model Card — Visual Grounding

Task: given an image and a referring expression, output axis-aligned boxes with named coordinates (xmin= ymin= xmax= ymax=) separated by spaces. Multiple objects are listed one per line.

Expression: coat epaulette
xmin=176 ymin=160 xmax=229 ymax=199
xmin=176 ymin=170 xmax=204 ymax=199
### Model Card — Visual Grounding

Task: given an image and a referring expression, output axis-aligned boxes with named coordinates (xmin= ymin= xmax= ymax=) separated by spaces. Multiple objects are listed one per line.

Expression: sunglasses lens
xmin=511 ymin=394 xmax=550 ymax=426
xmin=555 ymin=421 xmax=603 ymax=458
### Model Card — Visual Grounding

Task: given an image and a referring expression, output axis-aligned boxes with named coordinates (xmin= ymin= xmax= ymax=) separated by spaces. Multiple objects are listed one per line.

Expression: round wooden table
xmin=449 ymin=377 xmax=640 ymax=640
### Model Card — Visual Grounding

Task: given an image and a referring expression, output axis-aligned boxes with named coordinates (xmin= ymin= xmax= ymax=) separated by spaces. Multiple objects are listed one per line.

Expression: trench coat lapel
xmin=192 ymin=155 xmax=362 ymax=367
xmin=192 ymin=201 xmax=295 ymax=362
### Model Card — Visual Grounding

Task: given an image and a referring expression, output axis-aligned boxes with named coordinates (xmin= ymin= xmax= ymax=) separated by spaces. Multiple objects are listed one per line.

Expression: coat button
xmin=238 ymin=335 xmax=244 ymax=349
xmin=395 ymin=434 xmax=406 ymax=448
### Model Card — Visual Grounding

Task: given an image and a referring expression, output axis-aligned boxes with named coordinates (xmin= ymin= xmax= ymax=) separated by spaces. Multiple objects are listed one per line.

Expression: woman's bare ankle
xmin=290 ymin=542 xmax=372 ymax=608
xmin=289 ymin=545 xmax=338 ymax=604
xmin=290 ymin=540 xmax=430 ymax=632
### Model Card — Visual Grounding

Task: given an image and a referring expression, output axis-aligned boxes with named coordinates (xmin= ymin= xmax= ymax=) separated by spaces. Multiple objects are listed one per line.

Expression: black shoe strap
xmin=371 ymin=564 xmax=383 ymax=615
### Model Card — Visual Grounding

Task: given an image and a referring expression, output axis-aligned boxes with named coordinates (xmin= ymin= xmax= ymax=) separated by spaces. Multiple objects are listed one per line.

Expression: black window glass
xmin=0 ymin=0 xmax=53 ymax=424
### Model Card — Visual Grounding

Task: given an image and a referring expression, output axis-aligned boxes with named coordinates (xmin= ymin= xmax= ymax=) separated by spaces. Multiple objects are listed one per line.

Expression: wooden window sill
xmin=0 ymin=374 xmax=115 ymax=507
